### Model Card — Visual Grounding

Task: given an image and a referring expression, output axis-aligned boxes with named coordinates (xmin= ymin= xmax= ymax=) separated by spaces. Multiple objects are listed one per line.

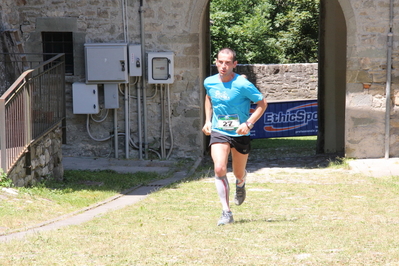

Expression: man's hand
xmin=236 ymin=123 xmax=251 ymax=135
xmin=202 ymin=121 xmax=212 ymax=136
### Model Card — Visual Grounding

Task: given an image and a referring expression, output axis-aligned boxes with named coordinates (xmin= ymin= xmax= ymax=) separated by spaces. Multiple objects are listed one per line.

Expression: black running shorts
xmin=209 ymin=131 xmax=251 ymax=154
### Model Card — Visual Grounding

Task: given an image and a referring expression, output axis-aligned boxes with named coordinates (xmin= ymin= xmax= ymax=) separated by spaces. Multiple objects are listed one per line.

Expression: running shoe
xmin=234 ymin=182 xmax=246 ymax=206
xmin=217 ymin=210 xmax=234 ymax=226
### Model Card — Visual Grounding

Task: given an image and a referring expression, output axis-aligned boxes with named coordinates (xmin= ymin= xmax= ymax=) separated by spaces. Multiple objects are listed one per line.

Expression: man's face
xmin=215 ymin=51 xmax=237 ymax=78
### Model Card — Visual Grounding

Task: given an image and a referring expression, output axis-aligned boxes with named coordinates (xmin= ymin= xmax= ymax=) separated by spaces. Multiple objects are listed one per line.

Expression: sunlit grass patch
xmin=2 ymin=170 xmax=399 ymax=265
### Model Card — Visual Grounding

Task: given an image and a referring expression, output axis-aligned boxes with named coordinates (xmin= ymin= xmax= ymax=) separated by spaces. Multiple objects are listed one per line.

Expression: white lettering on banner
xmin=264 ymin=110 xmax=318 ymax=124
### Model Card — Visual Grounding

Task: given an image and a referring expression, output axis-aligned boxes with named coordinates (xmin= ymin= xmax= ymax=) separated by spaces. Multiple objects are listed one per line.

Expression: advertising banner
xmin=250 ymin=99 xmax=318 ymax=139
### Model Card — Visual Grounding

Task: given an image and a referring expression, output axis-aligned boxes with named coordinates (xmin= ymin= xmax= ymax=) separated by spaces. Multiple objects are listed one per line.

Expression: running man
xmin=202 ymin=48 xmax=267 ymax=225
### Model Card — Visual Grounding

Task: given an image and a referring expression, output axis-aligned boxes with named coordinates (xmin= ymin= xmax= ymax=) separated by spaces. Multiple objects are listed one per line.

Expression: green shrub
xmin=0 ymin=168 xmax=12 ymax=187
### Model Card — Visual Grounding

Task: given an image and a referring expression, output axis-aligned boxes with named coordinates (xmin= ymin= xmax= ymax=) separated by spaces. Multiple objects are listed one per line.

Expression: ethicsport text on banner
xmin=250 ymin=99 xmax=318 ymax=139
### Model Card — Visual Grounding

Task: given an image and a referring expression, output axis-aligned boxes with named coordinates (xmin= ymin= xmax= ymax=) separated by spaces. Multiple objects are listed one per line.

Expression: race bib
xmin=217 ymin=114 xmax=240 ymax=130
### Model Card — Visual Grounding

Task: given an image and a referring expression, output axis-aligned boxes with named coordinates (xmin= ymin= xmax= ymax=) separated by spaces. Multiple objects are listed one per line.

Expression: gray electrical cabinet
xmin=85 ymin=43 xmax=129 ymax=84
xmin=147 ymin=52 xmax=174 ymax=84
xmin=128 ymin=44 xmax=142 ymax=77
xmin=104 ymin=83 xmax=120 ymax=109
xmin=72 ymin=82 xmax=99 ymax=114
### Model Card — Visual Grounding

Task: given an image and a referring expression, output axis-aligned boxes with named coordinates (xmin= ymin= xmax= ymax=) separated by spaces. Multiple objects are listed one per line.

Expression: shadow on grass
xmin=236 ymin=217 xmax=301 ymax=224
xmin=12 ymin=137 xmax=343 ymax=214
xmin=26 ymin=169 xmax=162 ymax=197
xmin=202 ymin=136 xmax=345 ymax=171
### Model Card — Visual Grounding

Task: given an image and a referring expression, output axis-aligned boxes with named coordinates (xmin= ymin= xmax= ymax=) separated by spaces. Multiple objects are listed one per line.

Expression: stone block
xmin=350 ymin=94 xmax=373 ymax=107
xmin=356 ymin=70 xmax=373 ymax=83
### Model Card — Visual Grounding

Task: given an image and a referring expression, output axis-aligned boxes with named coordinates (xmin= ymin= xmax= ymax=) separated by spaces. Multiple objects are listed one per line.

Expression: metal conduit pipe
xmin=137 ymin=77 xmax=143 ymax=159
xmin=139 ymin=0 xmax=149 ymax=159
xmin=124 ymin=0 xmax=129 ymax=42
xmin=122 ymin=0 xmax=127 ymax=43
xmin=114 ymin=109 xmax=118 ymax=158
xmin=166 ymin=84 xmax=174 ymax=159
xmin=385 ymin=0 xmax=394 ymax=159
xmin=160 ymin=84 xmax=166 ymax=158
xmin=157 ymin=83 xmax=174 ymax=159
xmin=124 ymin=85 xmax=130 ymax=158
xmin=122 ymin=0 xmax=130 ymax=158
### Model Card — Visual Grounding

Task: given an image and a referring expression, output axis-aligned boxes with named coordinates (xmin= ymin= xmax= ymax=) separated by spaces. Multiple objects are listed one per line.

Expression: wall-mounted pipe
xmin=137 ymin=78 xmax=143 ymax=159
xmin=160 ymin=84 xmax=166 ymax=158
xmin=124 ymin=84 xmax=130 ymax=158
xmin=122 ymin=0 xmax=127 ymax=42
xmin=385 ymin=0 xmax=394 ymax=159
xmin=139 ymin=0 xmax=149 ymax=159
xmin=166 ymin=84 xmax=174 ymax=159
xmin=114 ymin=109 xmax=118 ymax=158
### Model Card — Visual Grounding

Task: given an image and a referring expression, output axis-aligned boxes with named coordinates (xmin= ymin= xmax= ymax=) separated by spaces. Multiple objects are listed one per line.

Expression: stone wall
xmin=341 ymin=0 xmax=399 ymax=158
xmin=230 ymin=63 xmax=318 ymax=101
xmin=0 ymin=0 xmax=206 ymax=160
xmin=1 ymin=0 xmax=399 ymax=159
xmin=8 ymin=126 xmax=63 ymax=187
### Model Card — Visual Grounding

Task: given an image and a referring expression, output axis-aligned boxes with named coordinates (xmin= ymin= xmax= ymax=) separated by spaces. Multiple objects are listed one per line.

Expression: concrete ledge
xmin=348 ymin=158 xmax=399 ymax=177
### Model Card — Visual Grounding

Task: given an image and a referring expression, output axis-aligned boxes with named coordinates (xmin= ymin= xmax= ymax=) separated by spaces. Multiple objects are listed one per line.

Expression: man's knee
xmin=214 ymin=164 xmax=227 ymax=177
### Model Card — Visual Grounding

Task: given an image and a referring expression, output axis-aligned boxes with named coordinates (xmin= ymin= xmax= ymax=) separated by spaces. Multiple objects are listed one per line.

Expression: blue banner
xmin=250 ymin=99 xmax=318 ymax=139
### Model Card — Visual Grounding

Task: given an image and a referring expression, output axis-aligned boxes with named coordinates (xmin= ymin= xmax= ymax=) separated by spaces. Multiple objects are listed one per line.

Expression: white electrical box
xmin=85 ymin=43 xmax=129 ymax=84
xmin=72 ymin=82 xmax=99 ymax=114
xmin=147 ymin=52 xmax=174 ymax=84
xmin=128 ymin=44 xmax=142 ymax=77
xmin=104 ymin=83 xmax=119 ymax=109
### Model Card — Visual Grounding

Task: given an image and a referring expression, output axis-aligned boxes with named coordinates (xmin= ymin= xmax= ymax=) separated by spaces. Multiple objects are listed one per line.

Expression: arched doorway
xmin=317 ymin=0 xmax=347 ymax=155
xmin=196 ymin=0 xmax=348 ymax=157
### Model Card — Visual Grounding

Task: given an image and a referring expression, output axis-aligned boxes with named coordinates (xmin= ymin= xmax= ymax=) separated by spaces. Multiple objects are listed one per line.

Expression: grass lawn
xmin=0 ymin=170 xmax=161 ymax=235
xmin=2 ymin=136 xmax=399 ymax=265
xmin=1 ymin=168 xmax=399 ymax=265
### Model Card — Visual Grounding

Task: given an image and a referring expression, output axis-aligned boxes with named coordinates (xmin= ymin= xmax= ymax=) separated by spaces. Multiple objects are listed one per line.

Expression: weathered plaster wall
xmin=341 ymin=0 xmax=399 ymax=158
xmin=0 ymin=0 xmax=22 ymax=30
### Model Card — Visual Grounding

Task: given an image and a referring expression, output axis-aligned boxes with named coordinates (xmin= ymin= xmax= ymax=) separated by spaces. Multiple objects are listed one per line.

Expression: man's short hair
xmin=217 ymin=48 xmax=237 ymax=62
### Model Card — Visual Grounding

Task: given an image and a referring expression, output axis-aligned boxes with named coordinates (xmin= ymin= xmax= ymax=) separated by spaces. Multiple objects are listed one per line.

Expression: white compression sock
xmin=215 ymin=175 xmax=230 ymax=211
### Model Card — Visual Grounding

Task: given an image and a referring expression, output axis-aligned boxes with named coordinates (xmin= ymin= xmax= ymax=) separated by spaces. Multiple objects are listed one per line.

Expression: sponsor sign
xmin=250 ymin=99 xmax=318 ymax=139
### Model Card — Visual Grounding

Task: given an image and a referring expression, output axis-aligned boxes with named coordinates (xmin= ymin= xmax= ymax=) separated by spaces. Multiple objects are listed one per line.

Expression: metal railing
xmin=0 ymin=53 xmax=65 ymax=174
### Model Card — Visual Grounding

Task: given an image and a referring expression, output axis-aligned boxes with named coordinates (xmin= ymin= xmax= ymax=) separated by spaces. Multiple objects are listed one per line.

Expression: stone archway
xmin=194 ymin=0 xmax=351 ymax=156
xmin=317 ymin=0 xmax=348 ymax=155
xmin=190 ymin=0 xmax=211 ymax=155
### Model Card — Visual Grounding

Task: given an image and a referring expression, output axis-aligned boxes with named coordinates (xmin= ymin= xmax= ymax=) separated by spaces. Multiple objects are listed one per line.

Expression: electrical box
xmin=128 ymin=44 xmax=142 ymax=77
xmin=72 ymin=82 xmax=99 ymax=114
xmin=85 ymin=43 xmax=129 ymax=84
xmin=104 ymin=83 xmax=120 ymax=109
xmin=147 ymin=52 xmax=174 ymax=84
